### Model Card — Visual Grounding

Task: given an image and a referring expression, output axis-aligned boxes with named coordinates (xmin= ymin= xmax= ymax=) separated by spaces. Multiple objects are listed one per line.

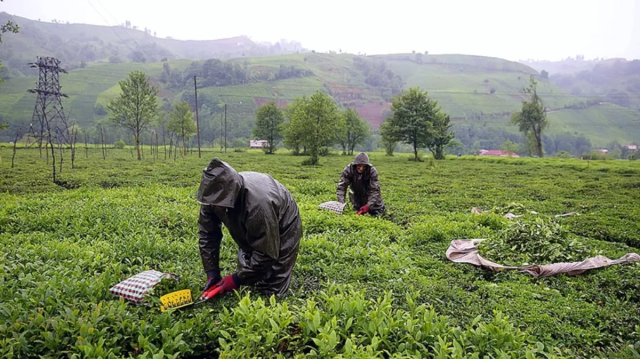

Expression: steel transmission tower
xmin=27 ymin=56 xmax=69 ymax=180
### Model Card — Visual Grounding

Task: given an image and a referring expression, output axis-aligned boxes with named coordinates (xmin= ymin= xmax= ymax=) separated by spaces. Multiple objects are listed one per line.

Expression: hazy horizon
xmin=2 ymin=0 xmax=640 ymax=62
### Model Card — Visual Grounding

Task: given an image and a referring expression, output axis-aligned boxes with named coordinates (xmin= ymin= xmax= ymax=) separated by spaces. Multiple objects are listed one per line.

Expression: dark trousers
xmin=349 ymin=190 xmax=384 ymax=216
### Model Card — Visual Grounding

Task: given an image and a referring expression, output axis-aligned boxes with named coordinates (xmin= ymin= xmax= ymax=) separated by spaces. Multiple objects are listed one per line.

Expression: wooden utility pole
xmin=71 ymin=125 xmax=77 ymax=169
xmin=224 ymin=103 xmax=227 ymax=153
xmin=100 ymin=125 xmax=106 ymax=160
xmin=194 ymin=76 xmax=201 ymax=158
xmin=84 ymin=132 xmax=88 ymax=158
xmin=162 ymin=127 xmax=167 ymax=160
xmin=11 ymin=124 xmax=24 ymax=169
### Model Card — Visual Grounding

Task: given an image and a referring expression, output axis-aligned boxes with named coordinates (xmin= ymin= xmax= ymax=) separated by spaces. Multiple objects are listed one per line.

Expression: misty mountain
xmin=544 ymin=59 xmax=640 ymax=111
xmin=0 ymin=12 xmax=306 ymax=78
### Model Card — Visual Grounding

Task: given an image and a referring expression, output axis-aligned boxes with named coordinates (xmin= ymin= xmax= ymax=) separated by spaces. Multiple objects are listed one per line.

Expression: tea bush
xmin=1 ymin=147 xmax=640 ymax=358
xmin=479 ymin=217 xmax=596 ymax=265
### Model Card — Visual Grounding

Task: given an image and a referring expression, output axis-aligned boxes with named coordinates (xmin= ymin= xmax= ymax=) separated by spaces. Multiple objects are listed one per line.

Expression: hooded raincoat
xmin=196 ymin=158 xmax=302 ymax=295
xmin=336 ymin=152 xmax=385 ymax=215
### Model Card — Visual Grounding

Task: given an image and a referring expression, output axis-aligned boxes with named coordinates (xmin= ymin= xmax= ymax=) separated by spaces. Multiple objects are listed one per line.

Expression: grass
xmin=1 ymin=146 xmax=640 ymax=357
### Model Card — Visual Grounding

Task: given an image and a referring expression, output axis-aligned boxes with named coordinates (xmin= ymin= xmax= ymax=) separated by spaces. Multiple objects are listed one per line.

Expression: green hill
xmin=546 ymin=104 xmax=640 ymax=144
xmin=1 ymin=52 xmax=638 ymax=148
xmin=1 ymin=13 xmax=639 ymax=150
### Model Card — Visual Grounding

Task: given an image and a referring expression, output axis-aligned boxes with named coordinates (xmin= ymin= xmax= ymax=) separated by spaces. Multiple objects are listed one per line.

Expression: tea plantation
xmin=1 ymin=147 xmax=640 ymax=358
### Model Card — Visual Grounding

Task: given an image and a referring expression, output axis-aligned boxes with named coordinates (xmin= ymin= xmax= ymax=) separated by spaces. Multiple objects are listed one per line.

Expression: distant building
xmin=623 ymin=144 xmax=637 ymax=151
xmin=249 ymin=140 xmax=268 ymax=149
xmin=596 ymin=149 xmax=609 ymax=154
xmin=478 ymin=149 xmax=520 ymax=158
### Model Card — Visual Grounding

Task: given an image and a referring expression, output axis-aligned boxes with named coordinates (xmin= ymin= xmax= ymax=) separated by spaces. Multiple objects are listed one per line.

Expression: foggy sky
xmin=2 ymin=0 xmax=639 ymax=61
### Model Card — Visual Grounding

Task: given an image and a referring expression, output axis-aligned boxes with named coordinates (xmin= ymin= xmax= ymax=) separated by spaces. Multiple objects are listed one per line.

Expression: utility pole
xmin=27 ymin=56 xmax=68 ymax=183
xmin=224 ymin=103 xmax=227 ymax=153
xmin=194 ymin=75 xmax=201 ymax=158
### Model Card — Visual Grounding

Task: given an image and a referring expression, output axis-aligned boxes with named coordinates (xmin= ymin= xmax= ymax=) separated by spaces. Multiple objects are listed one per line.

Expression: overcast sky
xmin=2 ymin=0 xmax=639 ymax=61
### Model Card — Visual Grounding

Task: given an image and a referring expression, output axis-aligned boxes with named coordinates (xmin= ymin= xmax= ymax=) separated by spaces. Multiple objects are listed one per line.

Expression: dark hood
xmin=353 ymin=152 xmax=371 ymax=166
xmin=195 ymin=158 xmax=243 ymax=208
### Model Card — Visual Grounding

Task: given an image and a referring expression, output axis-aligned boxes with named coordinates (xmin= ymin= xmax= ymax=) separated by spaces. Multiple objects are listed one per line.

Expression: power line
xmin=93 ymin=0 xmax=124 ymax=27
xmin=93 ymin=0 xmax=182 ymax=60
xmin=86 ymin=0 xmax=159 ymax=62
xmin=85 ymin=0 xmax=135 ymax=54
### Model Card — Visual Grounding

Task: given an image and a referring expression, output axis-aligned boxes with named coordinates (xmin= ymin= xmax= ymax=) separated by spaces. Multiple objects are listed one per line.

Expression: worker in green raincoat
xmin=195 ymin=158 xmax=303 ymax=296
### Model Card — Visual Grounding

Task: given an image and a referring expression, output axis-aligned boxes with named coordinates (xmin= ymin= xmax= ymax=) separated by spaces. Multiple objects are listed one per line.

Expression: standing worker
xmin=336 ymin=152 xmax=385 ymax=216
xmin=196 ymin=158 xmax=303 ymax=296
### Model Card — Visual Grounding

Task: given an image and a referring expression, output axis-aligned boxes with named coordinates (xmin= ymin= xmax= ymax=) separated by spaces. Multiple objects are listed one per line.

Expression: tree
xmin=167 ymin=101 xmax=197 ymax=156
xmin=107 ymin=71 xmax=159 ymax=160
xmin=511 ymin=76 xmax=548 ymax=157
xmin=281 ymin=102 xmax=305 ymax=156
xmin=338 ymin=108 xmax=370 ymax=155
xmin=445 ymin=138 xmax=464 ymax=155
xmin=129 ymin=50 xmax=146 ymax=63
xmin=385 ymin=87 xmax=442 ymax=161
xmin=541 ymin=70 xmax=549 ymax=79
xmin=283 ymin=91 xmax=342 ymax=165
xmin=379 ymin=120 xmax=397 ymax=156
xmin=606 ymin=89 xmax=630 ymax=107
xmin=0 ymin=2 xmax=19 ymax=44
xmin=252 ymin=101 xmax=284 ymax=154
xmin=425 ymin=112 xmax=454 ymax=159
xmin=500 ymin=139 xmax=519 ymax=154
xmin=1 ymin=2 xmax=19 ymax=87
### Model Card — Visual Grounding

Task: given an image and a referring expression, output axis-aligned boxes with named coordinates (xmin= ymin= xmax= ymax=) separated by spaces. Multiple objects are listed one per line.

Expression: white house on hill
xmin=249 ymin=140 xmax=268 ymax=149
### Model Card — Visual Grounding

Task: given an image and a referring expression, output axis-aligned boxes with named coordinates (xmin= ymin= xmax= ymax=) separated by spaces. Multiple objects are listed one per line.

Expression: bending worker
xmin=336 ymin=152 xmax=385 ymax=216
xmin=196 ymin=158 xmax=303 ymax=296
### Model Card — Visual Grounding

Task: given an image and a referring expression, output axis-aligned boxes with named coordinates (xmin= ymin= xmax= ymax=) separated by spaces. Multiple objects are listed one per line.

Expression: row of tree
xmin=252 ymin=92 xmax=371 ymax=164
xmin=3 ymin=65 xmax=615 ymax=171
xmin=353 ymin=56 xmax=404 ymax=100
xmin=107 ymin=71 xmax=207 ymax=160
xmin=159 ymin=60 xmax=314 ymax=93
xmin=251 ymin=87 xmax=456 ymax=164
xmin=107 ymin=67 xmax=458 ymax=165
xmin=100 ymin=70 xmax=621 ymax=162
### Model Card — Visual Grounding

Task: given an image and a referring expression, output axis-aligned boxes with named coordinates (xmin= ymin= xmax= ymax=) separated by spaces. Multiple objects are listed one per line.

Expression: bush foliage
xmin=1 ymin=148 xmax=640 ymax=358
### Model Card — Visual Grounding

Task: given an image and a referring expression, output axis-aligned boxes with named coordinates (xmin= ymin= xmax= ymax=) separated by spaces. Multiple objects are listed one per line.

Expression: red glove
xmin=215 ymin=274 xmax=240 ymax=295
xmin=356 ymin=205 xmax=370 ymax=216
xmin=199 ymin=274 xmax=240 ymax=301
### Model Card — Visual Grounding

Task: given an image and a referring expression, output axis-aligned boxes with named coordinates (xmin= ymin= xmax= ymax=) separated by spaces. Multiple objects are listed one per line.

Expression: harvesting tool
xmin=159 ymin=285 xmax=224 ymax=312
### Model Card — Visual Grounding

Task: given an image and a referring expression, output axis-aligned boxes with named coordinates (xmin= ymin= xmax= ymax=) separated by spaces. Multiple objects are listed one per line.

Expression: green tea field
xmin=1 ymin=147 xmax=640 ymax=358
